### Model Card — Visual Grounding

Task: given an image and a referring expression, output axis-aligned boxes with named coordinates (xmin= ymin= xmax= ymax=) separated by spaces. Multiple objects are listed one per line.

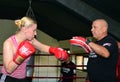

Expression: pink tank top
xmin=1 ymin=35 xmax=30 ymax=79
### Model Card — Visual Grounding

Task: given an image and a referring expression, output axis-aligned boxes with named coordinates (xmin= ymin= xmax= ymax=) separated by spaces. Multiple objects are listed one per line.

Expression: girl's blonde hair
xmin=15 ymin=16 xmax=36 ymax=30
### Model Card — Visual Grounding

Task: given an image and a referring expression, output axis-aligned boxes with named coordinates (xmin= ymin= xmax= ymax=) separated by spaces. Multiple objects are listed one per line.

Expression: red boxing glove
xmin=49 ymin=46 xmax=68 ymax=61
xmin=13 ymin=40 xmax=35 ymax=65
xmin=70 ymin=36 xmax=92 ymax=53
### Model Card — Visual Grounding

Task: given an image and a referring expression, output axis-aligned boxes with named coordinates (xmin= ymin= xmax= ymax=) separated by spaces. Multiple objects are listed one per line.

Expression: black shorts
xmin=0 ymin=74 xmax=32 ymax=82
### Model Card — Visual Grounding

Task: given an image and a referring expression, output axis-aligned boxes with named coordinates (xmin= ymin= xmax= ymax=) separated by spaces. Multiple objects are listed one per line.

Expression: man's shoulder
xmin=70 ymin=61 xmax=76 ymax=67
xmin=105 ymin=35 xmax=116 ymax=41
xmin=99 ymin=35 xmax=116 ymax=44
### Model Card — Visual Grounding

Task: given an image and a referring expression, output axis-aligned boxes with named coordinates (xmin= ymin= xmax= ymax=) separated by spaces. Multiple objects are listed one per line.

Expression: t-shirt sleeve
xmin=102 ymin=40 xmax=117 ymax=55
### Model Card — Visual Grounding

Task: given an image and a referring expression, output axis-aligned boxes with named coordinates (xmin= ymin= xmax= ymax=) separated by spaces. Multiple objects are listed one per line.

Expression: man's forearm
xmin=89 ymin=42 xmax=110 ymax=58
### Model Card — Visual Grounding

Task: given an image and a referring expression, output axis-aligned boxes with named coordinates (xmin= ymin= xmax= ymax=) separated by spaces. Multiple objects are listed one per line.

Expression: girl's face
xmin=25 ymin=24 xmax=37 ymax=40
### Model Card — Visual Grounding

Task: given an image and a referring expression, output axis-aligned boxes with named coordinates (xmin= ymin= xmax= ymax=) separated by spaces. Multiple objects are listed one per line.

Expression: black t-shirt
xmin=87 ymin=35 xmax=118 ymax=82
xmin=61 ymin=61 xmax=76 ymax=82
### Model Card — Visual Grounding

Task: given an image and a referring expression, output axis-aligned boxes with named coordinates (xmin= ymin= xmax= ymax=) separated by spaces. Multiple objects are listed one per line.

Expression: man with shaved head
xmin=70 ymin=19 xmax=118 ymax=82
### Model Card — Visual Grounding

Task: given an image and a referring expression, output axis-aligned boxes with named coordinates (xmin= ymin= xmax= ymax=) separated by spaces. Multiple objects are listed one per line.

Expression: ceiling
xmin=83 ymin=0 xmax=120 ymax=22
xmin=0 ymin=0 xmax=120 ymax=41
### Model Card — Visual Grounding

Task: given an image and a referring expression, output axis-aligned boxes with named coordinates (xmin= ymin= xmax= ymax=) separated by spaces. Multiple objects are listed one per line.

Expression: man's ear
xmin=102 ymin=26 xmax=107 ymax=33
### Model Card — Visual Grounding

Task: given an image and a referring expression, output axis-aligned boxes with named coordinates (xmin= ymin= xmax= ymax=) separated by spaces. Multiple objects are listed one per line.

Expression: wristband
xmin=86 ymin=39 xmax=91 ymax=45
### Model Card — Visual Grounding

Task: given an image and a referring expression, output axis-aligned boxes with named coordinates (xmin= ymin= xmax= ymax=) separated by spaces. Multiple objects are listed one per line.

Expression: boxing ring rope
xmin=27 ymin=65 xmax=86 ymax=67
xmin=26 ymin=65 xmax=87 ymax=79
xmin=0 ymin=53 xmax=88 ymax=81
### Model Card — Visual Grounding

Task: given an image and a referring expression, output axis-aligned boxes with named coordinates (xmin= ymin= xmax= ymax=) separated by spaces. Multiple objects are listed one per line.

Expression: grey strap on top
xmin=0 ymin=74 xmax=6 ymax=82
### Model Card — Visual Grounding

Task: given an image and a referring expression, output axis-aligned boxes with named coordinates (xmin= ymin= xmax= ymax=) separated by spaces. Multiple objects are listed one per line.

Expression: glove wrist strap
xmin=86 ymin=39 xmax=91 ymax=45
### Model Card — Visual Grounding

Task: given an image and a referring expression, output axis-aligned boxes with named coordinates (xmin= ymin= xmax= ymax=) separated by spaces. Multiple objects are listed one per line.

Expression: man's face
xmin=91 ymin=21 xmax=104 ymax=40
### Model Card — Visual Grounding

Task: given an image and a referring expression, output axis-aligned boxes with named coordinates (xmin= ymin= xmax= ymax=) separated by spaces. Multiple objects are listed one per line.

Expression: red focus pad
xmin=49 ymin=46 xmax=68 ymax=61
xmin=13 ymin=40 xmax=35 ymax=65
xmin=70 ymin=36 xmax=92 ymax=53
